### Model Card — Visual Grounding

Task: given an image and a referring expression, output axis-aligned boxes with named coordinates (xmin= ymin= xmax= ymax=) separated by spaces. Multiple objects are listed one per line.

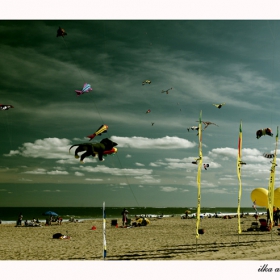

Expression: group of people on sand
xmin=120 ymin=208 xmax=150 ymax=227
xmin=25 ymin=218 xmax=41 ymax=227
xmin=266 ymin=206 xmax=280 ymax=226
xmin=45 ymin=216 xmax=63 ymax=226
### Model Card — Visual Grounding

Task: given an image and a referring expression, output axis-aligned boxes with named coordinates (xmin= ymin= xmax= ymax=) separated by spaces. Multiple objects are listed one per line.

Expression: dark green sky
xmin=1 ymin=18 xmax=280 ymax=207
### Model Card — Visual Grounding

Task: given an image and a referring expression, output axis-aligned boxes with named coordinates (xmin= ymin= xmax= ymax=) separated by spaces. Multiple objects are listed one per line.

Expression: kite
xmin=75 ymin=83 xmax=92 ymax=96
xmin=146 ymin=109 xmax=151 ymax=114
xmin=69 ymin=138 xmax=118 ymax=163
xmin=57 ymin=27 xmax=67 ymax=38
xmin=0 ymin=104 xmax=14 ymax=110
xmin=142 ymin=80 xmax=151 ymax=85
xmin=256 ymin=128 xmax=273 ymax=139
xmin=213 ymin=103 xmax=225 ymax=109
xmin=196 ymin=121 xmax=218 ymax=130
xmin=161 ymin=88 xmax=173 ymax=94
xmin=151 ymin=123 xmax=154 ymax=126
xmin=203 ymin=164 xmax=209 ymax=170
xmin=87 ymin=125 xmax=108 ymax=141
xmin=263 ymin=153 xmax=275 ymax=159
xmin=187 ymin=126 xmax=199 ymax=132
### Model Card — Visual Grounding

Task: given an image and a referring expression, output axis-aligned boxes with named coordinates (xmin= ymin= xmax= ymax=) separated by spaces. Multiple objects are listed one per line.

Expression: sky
xmin=1 ymin=2 xmax=280 ymax=208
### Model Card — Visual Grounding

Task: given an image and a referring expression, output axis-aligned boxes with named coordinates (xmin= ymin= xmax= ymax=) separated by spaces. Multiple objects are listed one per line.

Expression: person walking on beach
xmin=121 ymin=208 xmax=129 ymax=227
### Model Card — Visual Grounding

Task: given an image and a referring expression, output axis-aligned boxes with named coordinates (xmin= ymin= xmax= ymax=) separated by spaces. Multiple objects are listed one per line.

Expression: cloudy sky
xmin=1 ymin=6 xmax=280 ymax=207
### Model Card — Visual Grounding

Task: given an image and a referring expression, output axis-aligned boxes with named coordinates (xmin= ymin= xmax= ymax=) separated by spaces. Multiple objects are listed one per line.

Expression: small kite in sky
xmin=256 ymin=128 xmax=273 ymax=139
xmin=87 ymin=124 xmax=108 ymax=141
xmin=57 ymin=27 xmax=67 ymax=37
xmin=0 ymin=104 xmax=14 ymax=110
xmin=263 ymin=153 xmax=274 ymax=159
xmin=151 ymin=122 xmax=154 ymax=126
xmin=146 ymin=109 xmax=151 ymax=114
xmin=187 ymin=126 xmax=199 ymax=132
xmin=203 ymin=164 xmax=210 ymax=170
xmin=142 ymin=80 xmax=151 ymax=85
xmin=196 ymin=121 xmax=218 ymax=130
xmin=75 ymin=83 xmax=92 ymax=96
xmin=69 ymin=138 xmax=117 ymax=163
xmin=161 ymin=88 xmax=173 ymax=94
xmin=213 ymin=103 xmax=225 ymax=109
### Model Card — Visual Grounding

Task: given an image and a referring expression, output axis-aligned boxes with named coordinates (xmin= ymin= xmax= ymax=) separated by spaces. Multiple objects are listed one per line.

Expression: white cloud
xmin=111 ymin=136 xmax=196 ymax=149
xmin=160 ymin=186 xmax=178 ymax=192
xmin=47 ymin=170 xmax=68 ymax=175
xmin=85 ymin=178 xmax=103 ymax=181
xmin=5 ymin=138 xmax=72 ymax=159
xmin=75 ymin=165 xmax=153 ymax=176
xmin=23 ymin=168 xmax=46 ymax=174
xmin=23 ymin=168 xmax=68 ymax=175
xmin=19 ymin=178 xmax=33 ymax=182
xmin=74 ymin=172 xmax=84 ymax=176
xmin=135 ymin=162 xmax=145 ymax=167
xmin=134 ymin=174 xmax=161 ymax=184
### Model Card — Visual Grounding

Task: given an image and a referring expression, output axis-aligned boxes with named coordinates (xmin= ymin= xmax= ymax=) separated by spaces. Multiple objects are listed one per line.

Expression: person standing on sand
xmin=121 ymin=208 xmax=129 ymax=227
xmin=17 ymin=213 xmax=23 ymax=226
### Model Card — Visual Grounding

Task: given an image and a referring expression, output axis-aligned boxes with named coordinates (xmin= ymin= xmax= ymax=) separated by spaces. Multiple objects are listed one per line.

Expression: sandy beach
xmin=0 ymin=214 xmax=280 ymax=261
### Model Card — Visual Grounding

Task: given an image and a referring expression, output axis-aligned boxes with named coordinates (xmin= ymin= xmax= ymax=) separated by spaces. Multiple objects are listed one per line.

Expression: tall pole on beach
xmin=196 ymin=110 xmax=203 ymax=253
xmin=103 ymin=201 xmax=107 ymax=259
xmin=237 ymin=121 xmax=243 ymax=245
xmin=267 ymin=126 xmax=278 ymax=240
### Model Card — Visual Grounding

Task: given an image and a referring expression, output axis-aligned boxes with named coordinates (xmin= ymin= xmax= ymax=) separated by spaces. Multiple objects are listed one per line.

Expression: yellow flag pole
xmin=267 ymin=126 xmax=278 ymax=238
xmin=196 ymin=111 xmax=203 ymax=252
xmin=236 ymin=121 xmax=243 ymax=245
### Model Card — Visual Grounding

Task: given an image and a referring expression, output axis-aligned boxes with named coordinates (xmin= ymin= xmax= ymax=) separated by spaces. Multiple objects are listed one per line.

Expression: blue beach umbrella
xmin=43 ymin=211 xmax=58 ymax=216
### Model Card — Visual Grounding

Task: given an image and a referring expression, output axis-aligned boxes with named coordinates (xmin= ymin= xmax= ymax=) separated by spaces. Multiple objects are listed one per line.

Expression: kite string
xmin=61 ymin=31 xmax=140 ymax=207
xmin=98 ymin=23 xmax=140 ymax=206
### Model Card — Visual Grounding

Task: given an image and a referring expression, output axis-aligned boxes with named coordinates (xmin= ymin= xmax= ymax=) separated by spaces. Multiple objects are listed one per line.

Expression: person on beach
xmin=16 ymin=213 xmax=23 ymax=226
xmin=121 ymin=208 xmax=129 ymax=227
xmin=58 ymin=217 xmax=63 ymax=225
xmin=276 ymin=208 xmax=280 ymax=225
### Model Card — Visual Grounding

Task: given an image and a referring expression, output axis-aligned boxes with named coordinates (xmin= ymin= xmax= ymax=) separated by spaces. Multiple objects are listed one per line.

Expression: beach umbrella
xmin=43 ymin=211 xmax=58 ymax=216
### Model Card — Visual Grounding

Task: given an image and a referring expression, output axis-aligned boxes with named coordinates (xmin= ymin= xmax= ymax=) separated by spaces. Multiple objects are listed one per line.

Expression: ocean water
xmin=0 ymin=206 xmax=267 ymax=224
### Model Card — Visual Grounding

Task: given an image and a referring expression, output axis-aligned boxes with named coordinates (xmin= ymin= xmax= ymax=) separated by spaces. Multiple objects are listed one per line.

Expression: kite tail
xmin=87 ymin=133 xmax=96 ymax=141
xmin=75 ymin=90 xmax=83 ymax=96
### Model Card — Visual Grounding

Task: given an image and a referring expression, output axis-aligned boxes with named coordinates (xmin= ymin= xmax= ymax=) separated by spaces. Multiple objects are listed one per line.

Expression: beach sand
xmin=0 ymin=214 xmax=280 ymax=261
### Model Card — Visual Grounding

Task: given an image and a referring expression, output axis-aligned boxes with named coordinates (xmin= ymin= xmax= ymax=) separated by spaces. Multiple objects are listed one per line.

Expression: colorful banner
xmin=196 ymin=110 xmax=203 ymax=239
xmin=237 ymin=121 xmax=242 ymax=234
xmin=103 ymin=201 xmax=107 ymax=259
xmin=267 ymin=126 xmax=278 ymax=228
